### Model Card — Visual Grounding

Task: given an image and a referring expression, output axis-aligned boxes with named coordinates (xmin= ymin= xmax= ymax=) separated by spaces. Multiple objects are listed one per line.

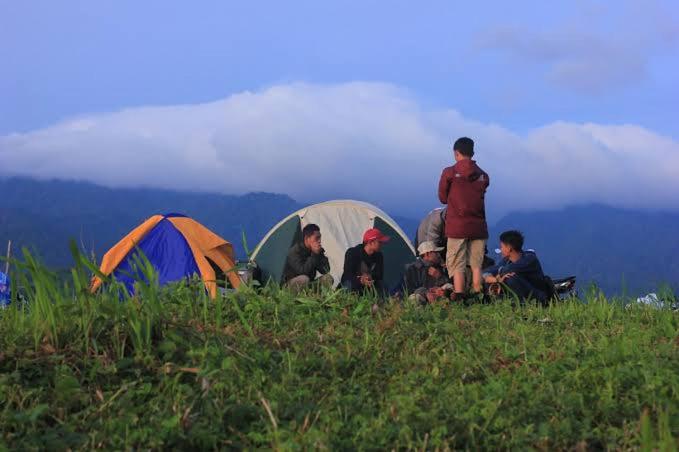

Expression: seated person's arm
xmin=438 ymin=172 xmax=451 ymax=204
xmin=433 ymin=264 xmax=449 ymax=285
xmin=288 ymin=247 xmax=322 ymax=276
xmin=427 ymin=264 xmax=444 ymax=281
xmin=343 ymin=249 xmax=362 ymax=291
xmin=374 ymin=254 xmax=386 ymax=294
xmin=482 ymin=263 xmax=501 ymax=284
xmin=370 ymin=253 xmax=384 ymax=286
xmin=318 ymin=252 xmax=330 ymax=275
xmin=374 ymin=254 xmax=385 ymax=285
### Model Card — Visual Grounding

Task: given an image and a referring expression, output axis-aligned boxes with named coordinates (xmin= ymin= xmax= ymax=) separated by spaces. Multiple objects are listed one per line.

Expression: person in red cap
xmin=438 ymin=137 xmax=490 ymax=301
xmin=340 ymin=228 xmax=390 ymax=295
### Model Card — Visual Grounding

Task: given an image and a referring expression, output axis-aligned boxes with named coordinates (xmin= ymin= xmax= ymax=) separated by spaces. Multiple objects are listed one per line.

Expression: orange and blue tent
xmin=91 ymin=213 xmax=240 ymax=297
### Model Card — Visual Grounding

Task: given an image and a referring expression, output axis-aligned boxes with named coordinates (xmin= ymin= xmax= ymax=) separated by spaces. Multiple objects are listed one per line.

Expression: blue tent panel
xmin=113 ymin=218 xmax=200 ymax=294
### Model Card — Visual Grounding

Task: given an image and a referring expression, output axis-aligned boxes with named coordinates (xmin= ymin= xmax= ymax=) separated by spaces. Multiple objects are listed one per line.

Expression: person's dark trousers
xmin=504 ymin=276 xmax=546 ymax=303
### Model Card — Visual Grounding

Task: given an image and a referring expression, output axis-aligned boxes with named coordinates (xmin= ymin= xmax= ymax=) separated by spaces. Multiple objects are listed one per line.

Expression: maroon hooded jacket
xmin=438 ymin=159 xmax=490 ymax=239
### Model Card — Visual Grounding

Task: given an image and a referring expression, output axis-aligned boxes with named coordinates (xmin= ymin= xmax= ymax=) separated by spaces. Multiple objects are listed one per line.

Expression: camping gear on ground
xmin=90 ymin=213 xmax=240 ymax=297
xmin=248 ymin=200 xmax=416 ymax=291
xmin=487 ymin=275 xmax=577 ymax=303
xmin=632 ymin=293 xmax=679 ymax=310
xmin=552 ymin=276 xmax=577 ymax=299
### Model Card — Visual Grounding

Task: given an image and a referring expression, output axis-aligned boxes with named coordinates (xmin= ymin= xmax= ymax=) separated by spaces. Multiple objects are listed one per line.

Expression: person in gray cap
xmin=397 ymin=241 xmax=451 ymax=305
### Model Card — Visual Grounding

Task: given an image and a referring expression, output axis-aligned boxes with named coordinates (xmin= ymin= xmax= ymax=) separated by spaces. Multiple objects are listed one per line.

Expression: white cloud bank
xmin=1 ymin=82 xmax=678 ymax=219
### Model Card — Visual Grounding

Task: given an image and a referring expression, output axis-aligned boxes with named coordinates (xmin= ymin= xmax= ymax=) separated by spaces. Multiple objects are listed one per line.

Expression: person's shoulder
xmin=440 ymin=165 xmax=457 ymax=179
xmin=522 ymin=250 xmax=540 ymax=262
xmin=406 ymin=259 xmax=422 ymax=270
xmin=428 ymin=207 xmax=445 ymax=217
xmin=346 ymin=244 xmax=361 ymax=255
xmin=475 ymin=162 xmax=489 ymax=176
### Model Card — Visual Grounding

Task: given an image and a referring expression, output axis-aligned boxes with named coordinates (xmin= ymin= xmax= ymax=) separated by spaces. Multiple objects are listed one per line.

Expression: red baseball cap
xmin=363 ymin=228 xmax=390 ymax=244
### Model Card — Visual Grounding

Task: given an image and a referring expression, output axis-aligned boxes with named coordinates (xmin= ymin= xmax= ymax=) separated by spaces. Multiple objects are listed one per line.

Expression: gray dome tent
xmin=250 ymin=200 xmax=416 ymax=290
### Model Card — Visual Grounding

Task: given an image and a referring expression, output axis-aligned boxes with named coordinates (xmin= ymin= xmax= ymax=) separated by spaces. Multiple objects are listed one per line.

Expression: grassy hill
xmin=0 ymin=255 xmax=677 ymax=449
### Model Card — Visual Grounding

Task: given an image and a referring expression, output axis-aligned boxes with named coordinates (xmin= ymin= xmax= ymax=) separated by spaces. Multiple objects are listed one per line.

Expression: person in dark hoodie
xmin=281 ymin=224 xmax=333 ymax=292
xmin=438 ymin=137 xmax=490 ymax=301
xmin=341 ymin=228 xmax=389 ymax=296
xmin=482 ymin=230 xmax=547 ymax=303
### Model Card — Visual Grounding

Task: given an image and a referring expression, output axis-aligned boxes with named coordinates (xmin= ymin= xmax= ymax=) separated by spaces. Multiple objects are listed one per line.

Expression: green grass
xmin=1 ymin=248 xmax=678 ymax=450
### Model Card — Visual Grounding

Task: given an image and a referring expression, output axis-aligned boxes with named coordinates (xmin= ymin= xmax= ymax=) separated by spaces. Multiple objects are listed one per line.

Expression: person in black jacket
xmin=398 ymin=241 xmax=450 ymax=305
xmin=281 ymin=224 xmax=333 ymax=292
xmin=340 ymin=228 xmax=390 ymax=296
xmin=482 ymin=230 xmax=547 ymax=303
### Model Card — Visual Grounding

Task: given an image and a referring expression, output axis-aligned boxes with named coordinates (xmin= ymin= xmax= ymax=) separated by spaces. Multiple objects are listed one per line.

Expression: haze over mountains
xmin=0 ymin=177 xmax=676 ymax=296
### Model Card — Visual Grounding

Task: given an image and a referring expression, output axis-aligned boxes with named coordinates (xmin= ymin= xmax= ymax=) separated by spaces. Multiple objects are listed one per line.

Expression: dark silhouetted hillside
xmin=0 ymin=177 xmax=302 ymax=265
xmin=1 ymin=178 xmax=677 ymax=295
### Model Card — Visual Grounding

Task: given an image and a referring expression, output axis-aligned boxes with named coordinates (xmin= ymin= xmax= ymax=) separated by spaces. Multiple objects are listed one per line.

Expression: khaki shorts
xmin=446 ymin=238 xmax=486 ymax=274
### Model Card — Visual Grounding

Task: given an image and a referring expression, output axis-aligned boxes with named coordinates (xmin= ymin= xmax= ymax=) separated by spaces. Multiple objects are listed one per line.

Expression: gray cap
xmin=417 ymin=241 xmax=444 ymax=256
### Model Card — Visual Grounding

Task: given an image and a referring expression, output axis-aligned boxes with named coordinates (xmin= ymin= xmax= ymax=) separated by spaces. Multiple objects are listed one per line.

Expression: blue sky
xmin=1 ymin=1 xmax=678 ymax=219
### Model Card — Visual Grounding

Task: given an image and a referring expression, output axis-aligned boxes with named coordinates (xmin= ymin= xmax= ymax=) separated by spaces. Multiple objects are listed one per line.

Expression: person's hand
xmin=429 ymin=287 xmax=446 ymax=300
xmin=359 ymin=274 xmax=373 ymax=287
xmin=431 ymin=287 xmax=445 ymax=298
xmin=484 ymin=274 xmax=498 ymax=284
xmin=498 ymin=272 xmax=515 ymax=283
xmin=427 ymin=266 xmax=442 ymax=278
xmin=310 ymin=241 xmax=322 ymax=254
xmin=424 ymin=287 xmax=444 ymax=304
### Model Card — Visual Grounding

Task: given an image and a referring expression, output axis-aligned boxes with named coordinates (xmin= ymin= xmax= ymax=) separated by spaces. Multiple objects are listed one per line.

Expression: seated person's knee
xmin=286 ymin=275 xmax=311 ymax=288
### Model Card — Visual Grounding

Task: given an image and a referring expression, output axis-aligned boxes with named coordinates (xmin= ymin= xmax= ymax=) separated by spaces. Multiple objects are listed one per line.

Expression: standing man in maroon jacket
xmin=438 ymin=137 xmax=490 ymax=300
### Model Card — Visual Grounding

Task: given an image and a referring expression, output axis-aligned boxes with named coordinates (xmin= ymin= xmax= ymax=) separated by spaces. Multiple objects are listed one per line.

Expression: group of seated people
xmin=281 ymin=225 xmax=390 ymax=295
xmin=280 ymin=221 xmax=551 ymax=305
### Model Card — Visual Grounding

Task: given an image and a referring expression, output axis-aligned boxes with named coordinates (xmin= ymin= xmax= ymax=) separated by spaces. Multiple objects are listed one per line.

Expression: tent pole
xmin=4 ymin=240 xmax=10 ymax=275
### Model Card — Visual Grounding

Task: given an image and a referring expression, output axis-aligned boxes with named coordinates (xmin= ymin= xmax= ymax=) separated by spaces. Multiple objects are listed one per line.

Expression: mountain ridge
xmin=1 ymin=177 xmax=677 ymax=295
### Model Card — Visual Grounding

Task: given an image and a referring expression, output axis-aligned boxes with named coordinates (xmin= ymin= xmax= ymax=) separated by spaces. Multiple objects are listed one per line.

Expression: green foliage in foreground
xmin=1 ymin=250 xmax=678 ymax=450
